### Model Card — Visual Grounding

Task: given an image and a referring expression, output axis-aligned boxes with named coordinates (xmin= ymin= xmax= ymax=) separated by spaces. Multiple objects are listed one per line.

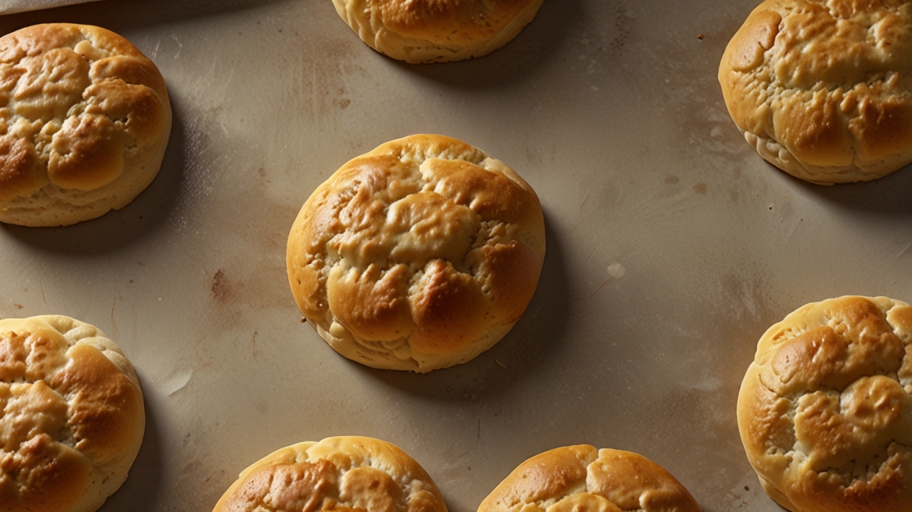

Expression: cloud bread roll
xmin=0 ymin=315 xmax=145 ymax=512
xmin=737 ymin=296 xmax=912 ymax=512
xmin=212 ymin=436 xmax=448 ymax=512
xmin=478 ymin=445 xmax=702 ymax=512
xmin=286 ymin=134 xmax=545 ymax=373
xmin=0 ymin=23 xmax=172 ymax=226
xmin=718 ymin=0 xmax=912 ymax=184
xmin=331 ymin=0 xmax=545 ymax=63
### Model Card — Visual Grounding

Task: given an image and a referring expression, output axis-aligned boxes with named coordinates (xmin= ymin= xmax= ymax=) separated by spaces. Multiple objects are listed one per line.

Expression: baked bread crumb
xmin=719 ymin=0 xmax=912 ymax=184
xmin=286 ymin=134 xmax=545 ymax=373
xmin=212 ymin=436 xmax=448 ymax=512
xmin=0 ymin=315 xmax=145 ymax=512
xmin=0 ymin=23 xmax=171 ymax=226
xmin=331 ymin=0 xmax=545 ymax=63
xmin=738 ymin=295 xmax=912 ymax=512
xmin=478 ymin=445 xmax=703 ymax=512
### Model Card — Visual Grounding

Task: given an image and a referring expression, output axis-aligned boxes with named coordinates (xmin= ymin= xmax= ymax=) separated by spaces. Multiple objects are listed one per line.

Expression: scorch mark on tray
xmin=211 ymin=270 xmax=233 ymax=302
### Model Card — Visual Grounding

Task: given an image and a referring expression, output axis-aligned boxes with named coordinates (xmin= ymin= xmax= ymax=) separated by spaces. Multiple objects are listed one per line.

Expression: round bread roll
xmin=0 ymin=315 xmax=145 ymax=512
xmin=718 ymin=0 xmax=912 ymax=184
xmin=478 ymin=445 xmax=702 ymax=512
xmin=330 ymin=0 xmax=545 ymax=63
xmin=0 ymin=23 xmax=172 ymax=226
xmin=286 ymin=134 xmax=545 ymax=373
xmin=737 ymin=296 xmax=912 ymax=512
xmin=212 ymin=436 xmax=448 ymax=512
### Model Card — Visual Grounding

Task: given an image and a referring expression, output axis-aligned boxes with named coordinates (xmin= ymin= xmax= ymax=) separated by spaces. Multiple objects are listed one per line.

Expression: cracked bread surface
xmin=0 ymin=23 xmax=172 ymax=226
xmin=718 ymin=0 xmax=912 ymax=184
xmin=0 ymin=315 xmax=145 ymax=512
xmin=478 ymin=445 xmax=702 ymax=512
xmin=737 ymin=295 xmax=912 ymax=512
xmin=212 ymin=436 xmax=447 ymax=512
xmin=286 ymin=134 xmax=545 ymax=373
xmin=330 ymin=0 xmax=544 ymax=63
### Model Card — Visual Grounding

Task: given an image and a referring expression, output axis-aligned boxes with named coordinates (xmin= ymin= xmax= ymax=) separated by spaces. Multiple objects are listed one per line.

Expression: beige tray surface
xmin=2 ymin=1 xmax=911 ymax=511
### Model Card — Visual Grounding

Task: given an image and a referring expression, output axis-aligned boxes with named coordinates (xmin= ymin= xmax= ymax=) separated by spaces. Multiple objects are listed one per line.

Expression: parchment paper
xmin=0 ymin=0 xmax=101 ymax=15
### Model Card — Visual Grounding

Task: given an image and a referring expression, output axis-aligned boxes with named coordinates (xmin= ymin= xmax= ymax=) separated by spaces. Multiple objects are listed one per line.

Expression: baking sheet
xmin=1 ymin=0 xmax=911 ymax=511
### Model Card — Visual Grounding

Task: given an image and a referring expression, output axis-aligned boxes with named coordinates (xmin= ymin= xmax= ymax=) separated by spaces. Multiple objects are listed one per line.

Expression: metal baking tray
xmin=2 ymin=0 xmax=911 ymax=510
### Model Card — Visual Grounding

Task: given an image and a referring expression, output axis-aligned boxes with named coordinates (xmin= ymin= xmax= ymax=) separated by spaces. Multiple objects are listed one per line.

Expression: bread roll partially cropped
xmin=331 ymin=0 xmax=545 ymax=63
xmin=0 ymin=315 xmax=145 ymax=512
xmin=718 ymin=0 xmax=912 ymax=184
xmin=478 ymin=445 xmax=702 ymax=512
xmin=212 ymin=436 xmax=448 ymax=512
xmin=0 ymin=23 xmax=172 ymax=226
xmin=286 ymin=134 xmax=545 ymax=373
xmin=737 ymin=296 xmax=912 ymax=512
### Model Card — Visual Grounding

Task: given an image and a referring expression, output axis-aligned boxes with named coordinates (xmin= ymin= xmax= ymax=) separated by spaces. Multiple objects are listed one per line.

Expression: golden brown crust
xmin=212 ymin=436 xmax=448 ymax=512
xmin=0 ymin=23 xmax=171 ymax=226
xmin=719 ymin=0 xmax=912 ymax=183
xmin=737 ymin=296 xmax=912 ymax=512
xmin=331 ymin=0 xmax=545 ymax=63
xmin=478 ymin=445 xmax=703 ymax=512
xmin=286 ymin=134 xmax=545 ymax=373
xmin=0 ymin=315 xmax=145 ymax=512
